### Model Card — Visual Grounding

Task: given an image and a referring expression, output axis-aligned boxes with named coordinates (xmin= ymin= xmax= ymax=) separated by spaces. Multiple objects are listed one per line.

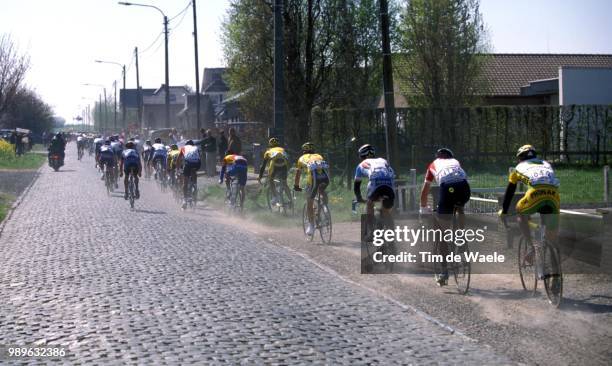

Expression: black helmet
xmin=301 ymin=142 xmax=315 ymax=153
xmin=145 ymin=140 xmax=151 ymax=145
xmin=186 ymin=139 xmax=194 ymax=146
xmin=516 ymin=145 xmax=536 ymax=161
xmin=125 ymin=141 xmax=135 ymax=149
xmin=436 ymin=148 xmax=454 ymax=159
xmin=358 ymin=144 xmax=375 ymax=158
xmin=104 ymin=140 xmax=111 ymax=145
xmin=154 ymin=138 xmax=162 ymax=143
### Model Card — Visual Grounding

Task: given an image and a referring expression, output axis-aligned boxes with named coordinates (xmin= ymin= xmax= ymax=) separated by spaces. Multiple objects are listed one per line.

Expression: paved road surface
xmin=0 ymin=144 xmax=509 ymax=364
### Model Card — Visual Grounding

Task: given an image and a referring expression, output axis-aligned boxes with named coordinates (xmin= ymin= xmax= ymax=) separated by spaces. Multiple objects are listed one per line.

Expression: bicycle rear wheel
xmin=518 ymin=237 xmax=537 ymax=294
xmin=129 ymin=177 xmax=135 ymax=210
xmin=318 ymin=202 xmax=332 ymax=244
xmin=450 ymin=243 xmax=471 ymax=294
xmin=543 ymin=243 xmax=563 ymax=307
xmin=302 ymin=202 xmax=314 ymax=242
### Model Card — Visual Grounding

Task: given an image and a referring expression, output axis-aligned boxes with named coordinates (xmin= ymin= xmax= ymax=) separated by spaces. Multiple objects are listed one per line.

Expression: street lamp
xmin=82 ymin=83 xmax=108 ymax=133
xmin=118 ymin=1 xmax=170 ymax=129
xmin=95 ymin=60 xmax=126 ymax=130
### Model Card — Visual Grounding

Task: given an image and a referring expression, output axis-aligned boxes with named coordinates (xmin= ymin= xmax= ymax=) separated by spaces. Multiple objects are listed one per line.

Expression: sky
xmin=1 ymin=0 xmax=612 ymax=123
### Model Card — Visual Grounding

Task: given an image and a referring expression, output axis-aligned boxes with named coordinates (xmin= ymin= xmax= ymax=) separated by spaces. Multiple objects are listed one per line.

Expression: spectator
xmin=227 ymin=127 xmax=242 ymax=155
xmin=217 ymin=129 xmax=228 ymax=162
xmin=200 ymin=129 xmax=217 ymax=177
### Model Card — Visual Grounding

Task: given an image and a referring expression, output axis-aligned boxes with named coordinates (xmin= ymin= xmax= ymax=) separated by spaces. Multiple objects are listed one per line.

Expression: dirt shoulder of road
xmin=195 ymin=182 xmax=612 ymax=366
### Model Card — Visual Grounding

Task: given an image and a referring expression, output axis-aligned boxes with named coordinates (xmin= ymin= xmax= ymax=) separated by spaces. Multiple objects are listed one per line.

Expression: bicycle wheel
xmin=318 ymin=202 xmax=332 ymax=244
xmin=129 ymin=177 xmax=135 ymax=210
xmin=518 ymin=237 xmax=537 ymax=294
xmin=450 ymin=243 xmax=471 ymax=294
xmin=542 ymin=243 xmax=563 ymax=307
xmin=379 ymin=213 xmax=395 ymax=273
xmin=302 ymin=202 xmax=314 ymax=241
xmin=265 ymin=185 xmax=274 ymax=211
xmin=191 ymin=180 xmax=198 ymax=209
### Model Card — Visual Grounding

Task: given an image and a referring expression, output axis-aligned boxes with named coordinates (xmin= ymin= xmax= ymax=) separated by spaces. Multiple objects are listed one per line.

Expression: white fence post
xmin=410 ymin=168 xmax=417 ymax=211
xmin=605 ymin=165 xmax=610 ymax=204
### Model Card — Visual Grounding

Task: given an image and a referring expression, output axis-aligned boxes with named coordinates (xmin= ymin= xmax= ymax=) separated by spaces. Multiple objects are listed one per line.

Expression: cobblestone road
xmin=0 ymin=144 xmax=510 ymax=364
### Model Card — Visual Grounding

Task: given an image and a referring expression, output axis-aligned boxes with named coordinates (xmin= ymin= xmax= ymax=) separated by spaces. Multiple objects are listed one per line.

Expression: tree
xmin=398 ymin=0 xmax=489 ymax=143
xmin=3 ymin=88 xmax=54 ymax=135
xmin=0 ymin=34 xmax=30 ymax=123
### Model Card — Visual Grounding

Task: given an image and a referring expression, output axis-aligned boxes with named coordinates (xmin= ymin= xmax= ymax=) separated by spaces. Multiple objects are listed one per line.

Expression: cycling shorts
xmin=152 ymin=154 xmax=166 ymax=167
xmin=516 ymin=186 xmax=560 ymax=230
xmin=99 ymin=156 xmax=115 ymax=167
xmin=124 ymin=162 xmax=139 ymax=175
xmin=368 ymin=185 xmax=395 ymax=209
xmin=437 ymin=180 xmax=471 ymax=215
xmin=227 ymin=164 xmax=247 ymax=186
xmin=183 ymin=161 xmax=201 ymax=177
xmin=306 ymin=171 xmax=329 ymax=200
xmin=269 ymin=165 xmax=288 ymax=180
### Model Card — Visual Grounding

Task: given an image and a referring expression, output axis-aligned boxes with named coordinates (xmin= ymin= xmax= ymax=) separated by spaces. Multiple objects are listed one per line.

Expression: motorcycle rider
xmin=47 ymin=133 xmax=66 ymax=166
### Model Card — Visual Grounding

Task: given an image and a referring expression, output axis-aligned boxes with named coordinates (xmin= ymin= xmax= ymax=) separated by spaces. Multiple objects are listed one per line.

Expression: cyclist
xmin=150 ymin=138 xmax=168 ymax=180
xmin=142 ymin=140 xmax=154 ymax=178
xmin=167 ymin=144 xmax=181 ymax=188
xmin=76 ymin=134 xmax=85 ymax=159
xmin=177 ymin=140 xmax=202 ymax=209
xmin=353 ymin=144 xmax=395 ymax=235
xmin=98 ymin=140 xmax=116 ymax=182
xmin=258 ymin=137 xmax=291 ymax=206
xmin=294 ymin=142 xmax=330 ymax=236
xmin=110 ymin=136 xmax=123 ymax=188
xmin=499 ymin=145 xmax=560 ymax=279
xmin=219 ymin=150 xmax=248 ymax=209
xmin=93 ymin=135 xmax=104 ymax=167
xmin=119 ymin=141 xmax=142 ymax=200
xmin=419 ymin=148 xmax=471 ymax=286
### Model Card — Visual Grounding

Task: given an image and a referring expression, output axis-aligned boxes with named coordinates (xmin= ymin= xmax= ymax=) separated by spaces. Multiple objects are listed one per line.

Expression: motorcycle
xmin=48 ymin=153 xmax=64 ymax=171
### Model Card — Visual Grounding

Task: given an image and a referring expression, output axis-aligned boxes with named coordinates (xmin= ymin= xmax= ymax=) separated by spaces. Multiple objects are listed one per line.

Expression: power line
xmin=169 ymin=6 xmax=190 ymax=35
xmin=140 ymin=31 xmax=164 ymax=54
xmin=169 ymin=0 xmax=191 ymax=22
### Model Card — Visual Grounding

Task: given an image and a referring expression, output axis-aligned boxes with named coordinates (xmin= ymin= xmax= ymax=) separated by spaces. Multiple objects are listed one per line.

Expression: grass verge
xmin=0 ymin=152 xmax=46 ymax=170
xmin=0 ymin=193 xmax=16 ymax=223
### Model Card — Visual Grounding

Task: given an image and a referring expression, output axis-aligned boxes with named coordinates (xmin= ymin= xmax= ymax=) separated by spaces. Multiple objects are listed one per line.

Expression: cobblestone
xmin=0 ymin=144 xmax=511 ymax=364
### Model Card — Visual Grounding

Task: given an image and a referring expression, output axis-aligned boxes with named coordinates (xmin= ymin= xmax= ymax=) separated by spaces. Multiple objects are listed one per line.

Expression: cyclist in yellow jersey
xmin=167 ymin=144 xmax=181 ymax=187
xmin=258 ymin=137 xmax=291 ymax=205
xmin=500 ymin=145 xmax=560 ymax=276
xmin=294 ymin=142 xmax=329 ymax=236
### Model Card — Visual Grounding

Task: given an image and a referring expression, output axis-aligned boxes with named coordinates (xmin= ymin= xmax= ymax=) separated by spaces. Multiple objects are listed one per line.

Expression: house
xmin=176 ymin=93 xmax=215 ymax=134
xmin=480 ymin=54 xmax=612 ymax=105
xmin=119 ymin=88 xmax=156 ymax=130
xmin=389 ymin=53 xmax=612 ymax=107
xmin=141 ymin=85 xmax=190 ymax=130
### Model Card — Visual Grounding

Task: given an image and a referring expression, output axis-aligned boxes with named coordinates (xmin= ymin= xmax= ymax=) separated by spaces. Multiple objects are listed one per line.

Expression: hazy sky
xmin=1 ymin=0 xmax=611 ymax=123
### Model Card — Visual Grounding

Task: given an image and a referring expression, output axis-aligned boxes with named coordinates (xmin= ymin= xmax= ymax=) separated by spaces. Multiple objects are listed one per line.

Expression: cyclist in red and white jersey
xmin=420 ymin=148 xmax=471 ymax=286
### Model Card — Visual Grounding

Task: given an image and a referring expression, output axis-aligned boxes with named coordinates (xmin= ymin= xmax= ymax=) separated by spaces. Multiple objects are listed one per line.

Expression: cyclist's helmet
xmin=145 ymin=140 xmax=151 ymax=145
xmin=170 ymin=144 xmax=178 ymax=150
xmin=436 ymin=148 xmax=454 ymax=159
xmin=154 ymin=138 xmax=162 ymax=144
xmin=301 ymin=142 xmax=315 ymax=154
xmin=516 ymin=144 xmax=536 ymax=161
xmin=268 ymin=137 xmax=279 ymax=148
xmin=358 ymin=144 xmax=375 ymax=159
xmin=185 ymin=140 xmax=194 ymax=146
xmin=104 ymin=139 xmax=111 ymax=145
xmin=125 ymin=141 xmax=135 ymax=149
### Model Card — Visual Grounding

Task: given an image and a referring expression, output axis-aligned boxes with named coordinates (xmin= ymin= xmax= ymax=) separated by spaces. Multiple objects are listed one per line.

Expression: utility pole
xmin=113 ymin=80 xmax=118 ymax=132
xmin=99 ymin=94 xmax=103 ymax=132
xmin=163 ymin=15 xmax=170 ymax=128
xmin=273 ymin=0 xmax=284 ymax=143
xmin=122 ymin=64 xmax=126 ymax=130
xmin=103 ymin=87 xmax=108 ymax=133
xmin=379 ymin=0 xmax=398 ymax=170
xmin=135 ymin=47 xmax=142 ymax=130
xmin=192 ymin=0 xmax=201 ymax=131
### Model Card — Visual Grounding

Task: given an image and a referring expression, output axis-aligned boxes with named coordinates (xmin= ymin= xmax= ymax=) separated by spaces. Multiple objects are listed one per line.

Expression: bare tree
xmin=0 ymin=34 xmax=30 ymax=122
